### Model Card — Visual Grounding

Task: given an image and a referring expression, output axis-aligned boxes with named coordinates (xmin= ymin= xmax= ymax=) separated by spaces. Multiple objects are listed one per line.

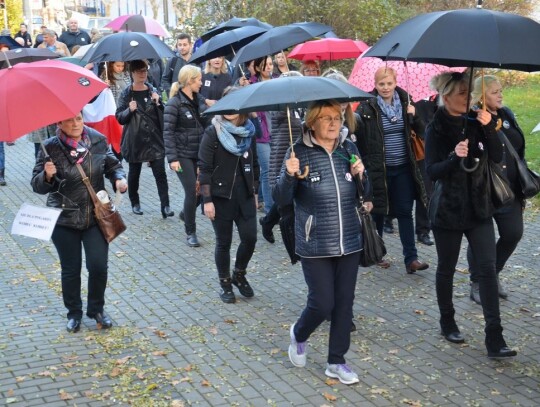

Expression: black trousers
xmin=468 ymin=199 xmax=523 ymax=281
xmin=432 ymin=220 xmax=501 ymax=331
xmin=128 ymin=158 xmax=170 ymax=208
xmin=294 ymin=252 xmax=360 ymax=364
xmin=212 ymin=206 xmax=257 ymax=280
xmin=176 ymin=157 xmax=198 ymax=235
xmin=52 ymin=225 xmax=109 ymax=320
xmin=415 ymin=159 xmax=432 ymax=236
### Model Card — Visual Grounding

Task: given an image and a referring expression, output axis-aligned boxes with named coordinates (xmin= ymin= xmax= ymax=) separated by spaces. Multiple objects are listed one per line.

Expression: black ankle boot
xmin=161 ymin=206 xmax=174 ymax=219
xmin=440 ymin=313 xmax=465 ymax=344
xmin=231 ymin=268 xmax=254 ymax=298
xmin=219 ymin=278 xmax=236 ymax=303
xmin=485 ymin=326 xmax=517 ymax=359
xmin=0 ymin=169 xmax=6 ymax=186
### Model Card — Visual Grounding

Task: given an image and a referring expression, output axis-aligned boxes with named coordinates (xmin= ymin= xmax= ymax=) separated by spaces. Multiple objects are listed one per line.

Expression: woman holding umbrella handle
xmin=425 ymin=71 xmax=516 ymax=359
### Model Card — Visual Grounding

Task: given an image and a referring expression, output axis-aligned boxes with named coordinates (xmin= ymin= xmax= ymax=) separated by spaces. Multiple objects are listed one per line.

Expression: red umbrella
xmin=349 ymin=50 xmax=465 ymax=102
xmin=105 ymin=14 xmax=170 ymax=38
xmin=0 ymin=60 xmax=108 ymax=142
xmin=288 ymin=38 xmax=369 ymax=61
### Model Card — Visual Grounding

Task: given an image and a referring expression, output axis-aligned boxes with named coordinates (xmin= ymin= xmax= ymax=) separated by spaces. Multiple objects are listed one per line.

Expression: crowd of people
xmin=2 ymin=19 xmax=530 ymax=385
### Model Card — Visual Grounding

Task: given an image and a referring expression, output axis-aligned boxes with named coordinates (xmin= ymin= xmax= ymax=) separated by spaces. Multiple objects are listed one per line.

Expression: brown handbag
xmin=410 ymin=130 xmax=425 ymax=161
xmin=76 ymin=163 xmax=127 ymax=243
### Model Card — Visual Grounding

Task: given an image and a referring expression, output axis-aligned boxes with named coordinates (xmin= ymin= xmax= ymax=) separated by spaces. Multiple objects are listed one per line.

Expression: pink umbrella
xmin=105 ymin=14 xmax=170 ymax=38
xmin=349 ymin=51 xmax=465 ymax=102
xmin=288 ymin=38 xmax=369 ymax=61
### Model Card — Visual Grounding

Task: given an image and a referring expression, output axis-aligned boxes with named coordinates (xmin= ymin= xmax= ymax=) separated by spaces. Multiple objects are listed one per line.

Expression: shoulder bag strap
xmin=498 ymin=132 xmax=520 ymax=163
xmin=76 ymin=163 xmax=99 ymax=206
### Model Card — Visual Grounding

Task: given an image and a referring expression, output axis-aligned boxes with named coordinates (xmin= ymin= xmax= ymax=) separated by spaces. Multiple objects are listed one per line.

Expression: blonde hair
xmin=471 ymin=75 xmax=500 ymax=106
xmin=305 ymin=100 xmax=342 ymax=130
xmin=322 ymin=70 xmax=355 ymax=133
xmin=430 ymin=71 xmax=470 ymax=107
xmin=204 ymin=56 xmax=228 ymax=75
xmin=170 ymin=65 xmax=201 ymax=98
xmin=374 ymin=66 xmax=397 ymax=84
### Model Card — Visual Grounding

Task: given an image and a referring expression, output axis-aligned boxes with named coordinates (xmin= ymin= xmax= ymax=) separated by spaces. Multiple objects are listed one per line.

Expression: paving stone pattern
xmin=0 ymin=140 xmax=539 ymax=406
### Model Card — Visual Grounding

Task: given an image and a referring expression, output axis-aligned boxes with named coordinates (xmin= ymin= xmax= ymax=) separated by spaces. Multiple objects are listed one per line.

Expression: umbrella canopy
xmin=231 ymin=22 xmax=334 ymax=66
xmin=1 ymin=48 xmax=59 ymax=68
xmin=288 ymin=38 xmax=369 ymax=61
xmin=105 ymin=14 xmax=171 ymax=38
xmin=189 ymin=26 xmax=268 ymax=65
xmin=201 ymin=17 xmax=273 ymax=42
xmin=58 ymin=56 xmax=88 ymax=67
xmin=532 ymin=122 xmax=540 ymax=134
xmin=0 ymin=60 xmax=108 ymax=142
xmin=204 ymin=76 xmax=372 ymax=115
xmin=349 ymin=53 xmax=465 ymax=101
xmin=84 ymin=32 xmax=175 ymax=63
xmin=362 ymin=7 xmax=540 ymax=72
xmin=0 ymin=35 xmax=23 ymax=50
xmin=72 ymin=43 xmax=93 ymax=59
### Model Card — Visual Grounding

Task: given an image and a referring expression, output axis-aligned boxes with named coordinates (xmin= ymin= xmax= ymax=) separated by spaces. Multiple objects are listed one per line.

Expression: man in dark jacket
xmin=161 ymin=33 xmax=192 ymax=96
xmin=59 ymin=18 xmax=91 ymax=54
xmin=15 ymin=23 xmax=32 ymax=47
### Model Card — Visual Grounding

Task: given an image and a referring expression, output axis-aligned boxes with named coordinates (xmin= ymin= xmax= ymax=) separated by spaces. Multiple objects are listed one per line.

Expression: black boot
xmin=0 ymin=169 xmax=6 ymax=186
xmin=161 ymin=206 xmax=174 ymax=219
xmin=219 ymin=278 xmax=236 ymax=303
xmin=440 ymin=312 xmax=465 ymax=343
xmin=485 ymin=326 xmax=517 ymax=359
xmin=232 ymin=268 xmax=254 ymax=298
xmin=185 ymin=225 xmax=200 ymax=247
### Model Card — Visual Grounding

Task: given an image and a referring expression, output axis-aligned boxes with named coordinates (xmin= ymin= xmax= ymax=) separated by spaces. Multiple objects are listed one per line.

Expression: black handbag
xmin=500 ymin=133 xmax=540 ymax=199
xmin=487 ymin=159 xmax=515 ymax=209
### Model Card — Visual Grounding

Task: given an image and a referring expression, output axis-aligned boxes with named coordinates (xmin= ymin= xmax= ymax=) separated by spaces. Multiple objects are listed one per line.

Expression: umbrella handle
xmin=460 ymin=157 xmax=480 ymax=173
xmin=295 ymin=165 xmax=309 ymax=179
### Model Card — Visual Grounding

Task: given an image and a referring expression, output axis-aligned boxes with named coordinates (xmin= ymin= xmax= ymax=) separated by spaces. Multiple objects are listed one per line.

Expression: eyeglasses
xmin=318 ymin=115 xmax=342 ymax=124
xmin=133 ymin=68 xmax=148 ymax=74
xmin=304 ymin=69 xmax=319 ymax=73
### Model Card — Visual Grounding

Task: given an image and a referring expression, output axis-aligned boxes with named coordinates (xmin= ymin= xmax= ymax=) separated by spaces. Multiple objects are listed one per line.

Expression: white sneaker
xmin=325 ymin=363 xmax=359 ymax=385
xmin=288 ymin=323 xmax=307 ymax=367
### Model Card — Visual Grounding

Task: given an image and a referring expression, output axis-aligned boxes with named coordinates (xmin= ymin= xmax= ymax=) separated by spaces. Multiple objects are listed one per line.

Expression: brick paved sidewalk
xmin=1 ymin=140 xmax=539 ymax=406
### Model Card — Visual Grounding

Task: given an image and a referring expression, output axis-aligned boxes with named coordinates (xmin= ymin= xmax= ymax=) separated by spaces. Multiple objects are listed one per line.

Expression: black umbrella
xmin=204 ymin=76 xmax=372 ymax=115
xmin=0 ymin=36 xmax=22 ymax=50
xmin=230 ymin=22 xmax=334 ymax=66
xmin=362 ymin=7 xmax=540 ymax=72
xmin=84 ymin=32 xmax=175 ymax=63
xmin=200 ymin=17 xmax=273 ymax=42
xmin=189 ymin=26 xmax=268 ymax=65
xmin=1 ymin=48 xmax=59 ymax=69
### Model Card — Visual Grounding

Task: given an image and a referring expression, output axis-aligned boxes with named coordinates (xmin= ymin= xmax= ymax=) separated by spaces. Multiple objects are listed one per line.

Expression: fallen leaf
xmin=201 ymin=379 xmax=211 ymax=387
xmin=102 ymin=391 xmax=111 ymax=399
xmin=519 ymin=307 xmax=531 ymax=313
xmin=323 ymin=392 xmax=337 ymax=401
xmin=154 ymin=330 xmax=168 ymax=338
xmin=171 ymin=400 xmax=185 ymax=407
xmin=84 ymin=391 xmax=93 ymax=397
xmin=179 ymin=377 xmax=192 ymax=383
xmin=183 ymin=365 xmax=193 ymax=372
xmin=491 ymin=389 xmax=501 ymax=395
xmin=7 ymin=389 xmax=14 ymax=397
xmin=38 ymin=370 xmax=54 ymax=377
xmin=115 ymin=356 xmax=132 ymax=365
xmin=325 ymin=378 xmax=339 ymax=386
xmin=110 ymin=367 xmax=122 ymax=377
xmin=370 ymin=387 xmax=388 ymax=395
xmin=414 ymin=310 xmax=425 ymax=315
xmin=15 ymin=376 xmax=26 ymax=382
xmin=376 ymin=317 xmax=387 ymax=323
xmin=388 ymin=349 xmax=399 ymax=354
xmin=153 ymin=350 xmax=167 ymax=356
xmin=6 ymin=398 xmax=17 ymax=404
xmin=270 ymin=348 xmax=280 ymax=355
xmin=208 ymin=327 xmax=218 ymax=335
xmin=401 ymin=399 xmax=422 ymax=406
xmin=146 ymin=383 xmax=158 ymax=391
xmin=224 ymin=318 xmax=236 ymax=324
xmin=533 ymin=313 xmax=540 ymax=318
xmin=59 ymin=390 xmax=74 ymax=400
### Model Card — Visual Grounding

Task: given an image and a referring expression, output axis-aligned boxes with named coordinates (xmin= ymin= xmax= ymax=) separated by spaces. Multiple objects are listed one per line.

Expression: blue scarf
xmin=213 ymin=116 xmax=255 ymax=156
xmin=376 ymin=91 xmax=403 ymax=122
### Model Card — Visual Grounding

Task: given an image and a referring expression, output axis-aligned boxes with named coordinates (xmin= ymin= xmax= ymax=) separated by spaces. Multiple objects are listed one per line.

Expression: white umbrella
xmin=73 ymin=44 xmax=93 ymax=59
xmin=532 ymin=122 xmax=540 ymax=134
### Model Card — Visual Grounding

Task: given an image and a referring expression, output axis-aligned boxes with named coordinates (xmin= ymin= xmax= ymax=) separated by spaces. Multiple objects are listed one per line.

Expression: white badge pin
xmin=345 ymin=173 xmax=352 ymax=182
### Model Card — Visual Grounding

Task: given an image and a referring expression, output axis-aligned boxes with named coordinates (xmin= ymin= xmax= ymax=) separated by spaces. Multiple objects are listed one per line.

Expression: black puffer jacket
xmin=198 ymin=120 xmax=259 ymax=201
xmin=355 ymin=87 xmax=427 ymax=215
xmin=31 ymin=127 xmax=125 ymax=230
xmin=274 ymin=130 xmax=370 ymax=258
xmin=425 ymin=108 xmax=502 ymax=230
xmin=268 ymin=109 xmax=303 ymax=190
xmin=163 ymin=91 xmax=208 ymax=161
xmin=116 ymin=83 xmax=165 ymax=163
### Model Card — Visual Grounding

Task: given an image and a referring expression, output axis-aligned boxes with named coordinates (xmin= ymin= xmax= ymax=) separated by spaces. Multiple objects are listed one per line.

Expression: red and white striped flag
xmin=83 ymin=88 xmax=123 ymax=154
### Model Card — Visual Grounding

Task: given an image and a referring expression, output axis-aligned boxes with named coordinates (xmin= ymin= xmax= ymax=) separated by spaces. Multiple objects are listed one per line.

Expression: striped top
xmin=381 ymin=114 xmax=408 ymax=166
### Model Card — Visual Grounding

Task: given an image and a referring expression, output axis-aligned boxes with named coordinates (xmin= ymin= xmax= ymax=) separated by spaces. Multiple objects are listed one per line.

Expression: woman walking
xmin=199 ymin=88 xmax=259 ymax=303
xmin=425 ymin=71 xmax=516 ymax=359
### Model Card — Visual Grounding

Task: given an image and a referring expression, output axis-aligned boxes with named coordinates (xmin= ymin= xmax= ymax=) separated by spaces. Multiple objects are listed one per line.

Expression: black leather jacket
xmin=31 ymin=127 xmax=125 ymax=230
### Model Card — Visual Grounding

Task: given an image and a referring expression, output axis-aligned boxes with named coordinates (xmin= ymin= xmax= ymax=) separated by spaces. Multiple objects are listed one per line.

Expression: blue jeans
xmin=0 ymin=142 xmax=4 ymax=169
xmin=256 ymin=142 xmax=272 ymax=214
xmin=372 ymin=164 xmax=418 ymax=265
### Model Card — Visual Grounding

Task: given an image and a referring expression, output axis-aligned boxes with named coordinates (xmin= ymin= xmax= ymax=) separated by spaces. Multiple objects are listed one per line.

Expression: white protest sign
xmin=11 ymin=203 xmax=62 ymax=241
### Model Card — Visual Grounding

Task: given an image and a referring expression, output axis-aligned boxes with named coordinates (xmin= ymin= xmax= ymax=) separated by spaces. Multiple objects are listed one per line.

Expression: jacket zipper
xmin=373 ymin=105 xmax=390 ymax=215
xmin=86 ymin=154 xmax=92 ymax=229
xmin=228 ymin=157 xmax=240 ymax=199
xmin=327 ymin=151 xmax=345 ymax=255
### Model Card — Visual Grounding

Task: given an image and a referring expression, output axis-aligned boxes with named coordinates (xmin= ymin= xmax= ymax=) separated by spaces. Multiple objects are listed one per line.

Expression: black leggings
xmin=128 ymin=158 xmax=170 ymax=207
xmin=433 ymin=219 xmax=501 ymax=331
xmin=468 ymin=199 xmax=523 ymax=281
xmin=176 ymin=157 xmax=198 ymax=234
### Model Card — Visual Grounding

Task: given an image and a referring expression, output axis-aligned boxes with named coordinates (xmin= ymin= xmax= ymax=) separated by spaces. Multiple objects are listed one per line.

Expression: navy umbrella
xmin=189 ymin=26 xmax=268 ymax=65
xmin=362 ymin=7 xmax=540 ymax=72
xmin=230 ymin=22 xmax=333 ymax=66
xmin=84 ymin=32 xmax=175 ymax=63
xmin=1 ymin=48 xmax=58 ymax=69
xmin=0 ymin=35 xmax=23 ymax=50
xmin=200 ymin=17 xmax=273 ymax=42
